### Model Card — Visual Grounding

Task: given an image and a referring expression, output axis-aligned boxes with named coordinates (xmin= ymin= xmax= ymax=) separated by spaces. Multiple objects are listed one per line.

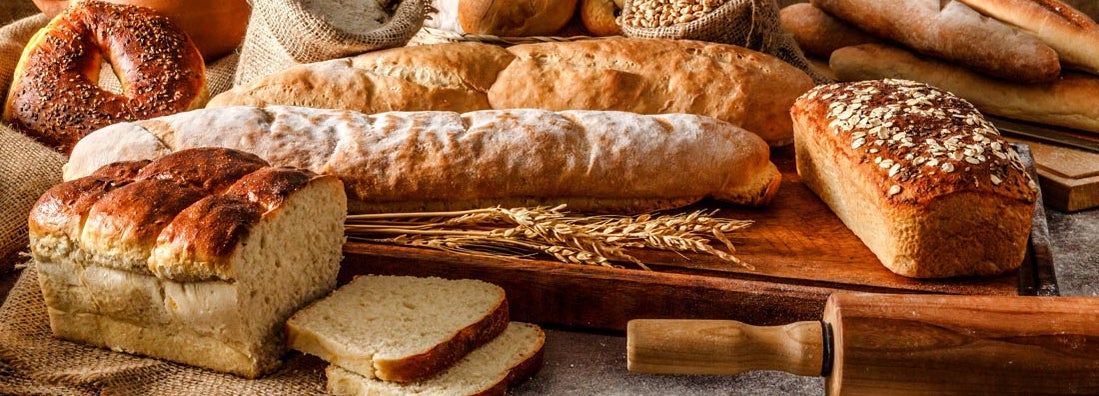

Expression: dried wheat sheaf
xmin=345 ymin=205 xmax=754 ymax=270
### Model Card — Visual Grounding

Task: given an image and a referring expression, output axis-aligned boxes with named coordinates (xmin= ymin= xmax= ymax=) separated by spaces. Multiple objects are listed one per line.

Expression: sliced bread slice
xmin=326 ymin=322 xmax=546 ymax=396
xmin=287 ymin=275 xmax=509 ymax=382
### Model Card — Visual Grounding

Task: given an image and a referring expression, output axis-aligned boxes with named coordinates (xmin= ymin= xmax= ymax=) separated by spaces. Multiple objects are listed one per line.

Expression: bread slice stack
xmin=287 ymin=275 xmax=544 ymax=395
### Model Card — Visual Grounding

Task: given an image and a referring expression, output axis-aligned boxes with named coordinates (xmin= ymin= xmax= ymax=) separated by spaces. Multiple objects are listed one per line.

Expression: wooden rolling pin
xmin=628 ymin=293 xmax=1099 ymax=395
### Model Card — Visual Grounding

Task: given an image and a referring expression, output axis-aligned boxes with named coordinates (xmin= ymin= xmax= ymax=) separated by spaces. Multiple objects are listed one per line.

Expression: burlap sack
xmin=0 ymin=0 xmax=39 ymax=26
xmin=235 ymin=0 xmax=425 ymax=86
xmin=0 ymin=14 xmax=64 ymax=275
xmin=0 ymin=126 xmax=64 ymax=275
xmin=620 ymin=0 xmax=831 ymax=84
xmin=0 ymin=264 xmax=330 ymax=395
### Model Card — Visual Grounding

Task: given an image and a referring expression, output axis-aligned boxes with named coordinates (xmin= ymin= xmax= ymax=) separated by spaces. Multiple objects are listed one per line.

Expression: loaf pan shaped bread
xmin=206 ymin=39 xmax=814 ymax=146
xmin=28 ymin=147 xmax=346 ymax=378
xmin=791 ymin=79 xmax=1037 ymax=278
xmin=65 ymin=107 xmax=781 ymax=214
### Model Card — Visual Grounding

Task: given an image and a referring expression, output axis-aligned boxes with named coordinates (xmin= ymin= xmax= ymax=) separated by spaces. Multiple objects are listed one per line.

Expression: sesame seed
xmin=888 ymin=185 xmax=902 ymax=196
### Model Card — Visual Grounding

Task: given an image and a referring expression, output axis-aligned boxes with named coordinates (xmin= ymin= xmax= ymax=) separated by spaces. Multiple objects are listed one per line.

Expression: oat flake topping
xmin=802 ymin=79 xmax=1038 ymax=198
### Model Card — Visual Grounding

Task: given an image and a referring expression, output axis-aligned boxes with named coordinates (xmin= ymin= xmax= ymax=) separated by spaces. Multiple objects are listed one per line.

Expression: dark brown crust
xmin=154 ymin=195 xmax=262 ymax=281
xmin=136 ymin=148 xmax=268 ymax=193
xmin=27 ymin=161 xmax=145 ymax=237
xmin=35 ymin=147 xmax=324 ymax=281
xmin=3 ymin=0 xmax=206 ymax=154
xmin=224 ymin=167 xmax=317 ymax=212
xmin=83 ymin=178 xmax=206 ymax=256
xmin=376 ymin=297 xmax=511 ymax=383
xmin=793 ymin=79 xmax=1037 ymax=207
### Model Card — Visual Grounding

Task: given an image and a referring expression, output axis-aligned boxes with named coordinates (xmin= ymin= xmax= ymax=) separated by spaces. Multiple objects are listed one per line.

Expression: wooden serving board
xmin=1005 ymin=137 xmax=1099 ymax=213
xmin=339 ymin=145 xmax=1056 ymax=331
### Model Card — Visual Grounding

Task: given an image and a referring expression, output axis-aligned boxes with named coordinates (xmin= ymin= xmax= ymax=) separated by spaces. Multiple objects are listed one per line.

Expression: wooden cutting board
xmin=340 ymin=146 xmax=1056 ymax=331
xmin=1005 ymin=138 xmax=1099 ymax=213
xmin=992 ymin=116 xmax=1099 ymax=212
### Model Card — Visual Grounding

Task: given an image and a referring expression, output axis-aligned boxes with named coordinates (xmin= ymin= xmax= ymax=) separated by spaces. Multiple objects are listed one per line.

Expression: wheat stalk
xmin=345 ymin=205 xmax=752 ymax=270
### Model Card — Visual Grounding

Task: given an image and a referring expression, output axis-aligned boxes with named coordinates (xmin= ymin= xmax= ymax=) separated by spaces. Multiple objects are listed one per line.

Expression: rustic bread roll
xmin=288 ymin=275 xmax=508 ymax=383
xmin=458 ymin=0 xmax=578 ymax=36
xmin=811 ymin=0 xmax=1061 ymax=83
xmin=4 ymin=0 xmax=207 ymax=154
xmin=209 ymin=43 xmax=515 ymax=113
xmin=581 ymin=0 xmax=622 ymax=36
xmin=791 ymin=79 xmax=1038 ymax=278
xmin=779 ymin=3 xmax=878 ymax=58
xmin=66 ymin=107 xmax=782 ymax=214
xmin=956 ymin=0 xmax=1099 ymax=75
xmin=207 ymin=39 xmax=814 ymax=147
xmin=325 ymin=322 xmax=545 ymax=396
xmin=831 ymin=43 xmax=1099 ymax=133
xmin=29 ymin=147 xmax=346 ymax=378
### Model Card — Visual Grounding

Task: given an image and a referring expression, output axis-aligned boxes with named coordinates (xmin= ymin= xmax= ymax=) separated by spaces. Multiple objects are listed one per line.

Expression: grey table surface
xmin=510 ymin=206 xmax=1099 ymax=396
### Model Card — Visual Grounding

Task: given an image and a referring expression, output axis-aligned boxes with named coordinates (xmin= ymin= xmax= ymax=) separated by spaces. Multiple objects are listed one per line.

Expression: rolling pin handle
xmin=626 ymin=319 xmax=830 ymax=377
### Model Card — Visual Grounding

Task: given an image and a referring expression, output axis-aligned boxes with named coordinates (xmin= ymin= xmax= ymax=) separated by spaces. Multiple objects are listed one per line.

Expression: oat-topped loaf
xmin=791 ymin=79 xmax=1038 ymax=278
xmin=28 ymin=147 xmax=346 ymax=378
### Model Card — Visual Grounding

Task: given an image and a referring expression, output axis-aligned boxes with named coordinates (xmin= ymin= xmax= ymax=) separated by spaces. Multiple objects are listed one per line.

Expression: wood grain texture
xmin=824 ymin=293 xmax=1099 ymax=395
xmin=627 ymin=319 xmax=824 ymax=376
xmin=340 ymin=147 xmax=1039 ymax=331
xmin=1006 ymin=136 xmax=1099 ymax=212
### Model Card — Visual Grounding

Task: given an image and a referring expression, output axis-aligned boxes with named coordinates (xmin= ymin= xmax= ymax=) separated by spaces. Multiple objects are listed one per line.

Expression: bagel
xmin=5 ymin=0 xmax=207 ymax=155
xmin=581 ymin=0 xmax=623 ymax=36
xmin=32 ymin=0 xmax=250 ymax=60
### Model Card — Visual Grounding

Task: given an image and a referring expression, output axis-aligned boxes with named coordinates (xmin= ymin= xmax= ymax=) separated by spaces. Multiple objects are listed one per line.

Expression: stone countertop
xmin=510 ymin=206 xmax=1099 ymax=395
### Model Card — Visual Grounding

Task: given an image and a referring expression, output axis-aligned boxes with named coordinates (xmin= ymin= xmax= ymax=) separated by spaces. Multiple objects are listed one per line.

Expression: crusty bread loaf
xmin=811 ymin=0 xmax=1061 ymax=83
xmin=208 ymin=43 xmax=515 ymax=113
xmin=65 ymin=107 xmax=782 ymax=214
xmin=326 ymin=322 xmax=545 ymax=396
xmin=831 ymin=43 xmax=1099 ymax=133
xmin=779 ymin=3 xmax=878 ymax=58
xmin=207 ymin=39 xmax=814 ymax=146
xmin=956 ymin=0 xmax=1099 ymax=75
xmin=28 ymin=147 xmax=346 ymax=377
xmin=287 ymin=275 xmax=509 ymax=383
xmin=791 ymin=79 xmax=1037 ymax=278
xmin=487 ymin=39 xmax=812 ymax=146
xmin=458 ymin=0 xmax=578 ymax=36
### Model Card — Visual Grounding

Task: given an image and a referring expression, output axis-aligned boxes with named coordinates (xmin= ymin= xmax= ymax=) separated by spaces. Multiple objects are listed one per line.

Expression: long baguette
xmin=956 ymin=0 xmax=1099 ymax=75
xmin=811 ymin=0 xmax=1061 ymax=83
xmin=779 ymin=3 xmax=879 ymax=59
xmin=830 ymin=43 xmax=1099 ymax=133
xmin=207 ymin=39 xmax=814 ymax=147
xmin=65 ymin=106 xmax=781 ymax=214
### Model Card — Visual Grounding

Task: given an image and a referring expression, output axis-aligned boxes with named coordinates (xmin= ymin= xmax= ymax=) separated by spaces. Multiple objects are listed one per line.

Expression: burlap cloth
xmin=621 ymin=0 xmax=831 ymax=84
xmin=234 ymin=0 xmax=425 ymax=86
xmin=0 ymin=264 xmax=330 ymax=395
xmin=0 ymin=7 xmax=326 ymax=393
